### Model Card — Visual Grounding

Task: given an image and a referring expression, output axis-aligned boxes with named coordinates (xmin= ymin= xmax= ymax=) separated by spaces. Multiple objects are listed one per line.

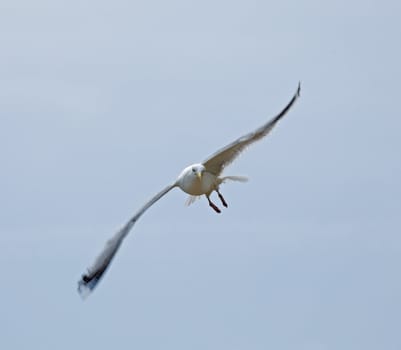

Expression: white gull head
xmin=176 ymin=163 xmax=217 ymax=196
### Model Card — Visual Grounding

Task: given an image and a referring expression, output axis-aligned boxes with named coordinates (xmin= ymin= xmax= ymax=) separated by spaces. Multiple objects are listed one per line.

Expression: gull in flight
xmin=78 ymin=83 xmax=301 ymax=298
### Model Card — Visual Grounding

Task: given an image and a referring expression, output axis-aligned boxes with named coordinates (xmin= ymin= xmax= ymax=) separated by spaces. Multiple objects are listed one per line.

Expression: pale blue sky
xmin=1 ymin=1 xmax=401 ymax=349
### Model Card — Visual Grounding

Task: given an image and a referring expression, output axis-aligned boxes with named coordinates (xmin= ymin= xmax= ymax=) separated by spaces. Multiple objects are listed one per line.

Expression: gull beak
xmin=196 ymin=171 xmax=202 ymax=180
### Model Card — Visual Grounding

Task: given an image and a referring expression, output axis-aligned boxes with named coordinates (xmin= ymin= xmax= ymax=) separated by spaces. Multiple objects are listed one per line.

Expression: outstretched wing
xmin=77 ymin=183 xmax=176 ymax=298
xmin=203 ymin=82 xmax=301 ymax=176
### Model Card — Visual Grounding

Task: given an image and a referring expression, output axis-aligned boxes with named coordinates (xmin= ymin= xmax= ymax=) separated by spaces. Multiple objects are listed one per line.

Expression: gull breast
xmin=180 ymin=172 xmax=217 ymax=196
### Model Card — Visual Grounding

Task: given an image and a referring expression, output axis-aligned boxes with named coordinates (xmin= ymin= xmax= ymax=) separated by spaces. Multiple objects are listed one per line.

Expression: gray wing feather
xmin=77 ymin=183 xmax=176 ymax=298
xmin=203 ymin=83 xmax=301 ymax=176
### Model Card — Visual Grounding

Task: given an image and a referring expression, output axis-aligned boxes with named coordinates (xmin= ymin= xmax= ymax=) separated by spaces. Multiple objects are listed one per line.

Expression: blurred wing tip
xmin=77 ymin=275 xmax=99 ymax=299
xmin=297 ymin=81 xmax=301 ymax=97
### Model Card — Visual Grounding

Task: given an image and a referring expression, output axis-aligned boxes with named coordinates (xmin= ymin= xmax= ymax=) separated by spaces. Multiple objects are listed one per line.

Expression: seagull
xmin=78 ymin=82 xmax=301 ymax=298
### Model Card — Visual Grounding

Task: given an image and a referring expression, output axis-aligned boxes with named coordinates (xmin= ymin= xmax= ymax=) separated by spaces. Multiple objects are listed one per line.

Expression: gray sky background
xmin=1 ymin=0 xmax=400 ymax=349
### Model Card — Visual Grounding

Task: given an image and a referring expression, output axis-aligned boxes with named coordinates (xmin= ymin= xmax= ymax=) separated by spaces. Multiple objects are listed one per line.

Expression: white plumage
xmin=78 ymin=83 xmax=301 ymax=297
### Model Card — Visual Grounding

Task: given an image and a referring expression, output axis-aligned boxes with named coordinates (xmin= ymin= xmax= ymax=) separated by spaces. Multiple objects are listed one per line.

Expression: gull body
xmin=176 ymin=164 xmax=213 ymax=196
xmin=175 ymin=163 xmax=247 ymax=211
xmin=78 ymin=83 xmax=301 ymax=297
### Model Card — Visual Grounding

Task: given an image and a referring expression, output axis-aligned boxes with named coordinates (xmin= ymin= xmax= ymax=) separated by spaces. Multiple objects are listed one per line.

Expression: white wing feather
xmin=203 ymin=83 xmax=301 ymax=176
xmin=78 ymin=184 xmax=176 ymax=298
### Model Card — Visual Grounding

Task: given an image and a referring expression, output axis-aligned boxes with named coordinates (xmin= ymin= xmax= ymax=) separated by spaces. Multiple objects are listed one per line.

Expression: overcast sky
xmin=1 ymin=0 xmax=401 ymax=349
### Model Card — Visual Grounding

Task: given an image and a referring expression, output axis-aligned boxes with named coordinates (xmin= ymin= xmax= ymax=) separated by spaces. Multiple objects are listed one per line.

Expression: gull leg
xmin=216 ymin=189 xmax=228 ymax=208
xmin=207 ymin=195 xmax=221 ymax=214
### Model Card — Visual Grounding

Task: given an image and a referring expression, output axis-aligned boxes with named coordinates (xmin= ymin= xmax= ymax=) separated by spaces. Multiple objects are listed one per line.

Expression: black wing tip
xmin=272 ymin=81 xmax=302 ymax=123
xmin=77 ymin=273 xmax=100 ymax=299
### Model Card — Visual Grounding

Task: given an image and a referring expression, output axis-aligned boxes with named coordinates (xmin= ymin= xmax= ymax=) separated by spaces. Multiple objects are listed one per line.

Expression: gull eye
xmin=192 ymin=168 xmax=196 ymax=172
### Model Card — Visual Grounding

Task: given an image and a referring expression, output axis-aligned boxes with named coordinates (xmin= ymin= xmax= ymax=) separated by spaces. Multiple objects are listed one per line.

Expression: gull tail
xmin=220 ymin=175 xmax=249 ymax=183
